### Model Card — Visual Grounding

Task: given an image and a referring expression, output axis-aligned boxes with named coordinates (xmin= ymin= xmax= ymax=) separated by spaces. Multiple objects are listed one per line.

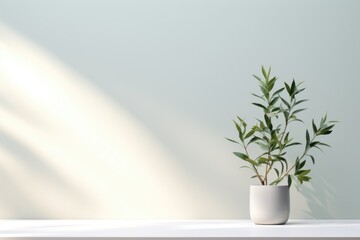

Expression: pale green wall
xmin=0 ymin=0 xmax=359 ymax=218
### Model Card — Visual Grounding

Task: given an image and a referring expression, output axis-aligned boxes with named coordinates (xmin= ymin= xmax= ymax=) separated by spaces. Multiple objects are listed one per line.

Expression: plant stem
xmin=264 ymin=152 xmax=271 ymax=185
xmin=269 ymin=119 xmax=289 ymax=179
xmin=243 ymin=142 xmax=264 ymax=185
xmin=267 ymin=99 xmax=292 ymax=185
xmin=263 ymin=90 xmax=292 ymax=185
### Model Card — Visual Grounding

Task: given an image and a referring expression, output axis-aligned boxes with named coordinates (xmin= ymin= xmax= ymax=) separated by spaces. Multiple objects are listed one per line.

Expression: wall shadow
xmin=0 ymin=129 xmax=90 ymax=215
xmin=300 ymin=176 xmax=337 ymax=218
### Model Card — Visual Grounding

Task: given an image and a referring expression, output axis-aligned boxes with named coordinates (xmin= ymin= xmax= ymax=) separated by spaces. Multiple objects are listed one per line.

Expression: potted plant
xmin=226 ymin=66 xmax=336 ymax=225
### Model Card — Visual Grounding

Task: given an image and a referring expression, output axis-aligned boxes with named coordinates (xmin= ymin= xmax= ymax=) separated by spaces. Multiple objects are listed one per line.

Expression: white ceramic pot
xmin=249 ymin=185 xmax=290 ymax=225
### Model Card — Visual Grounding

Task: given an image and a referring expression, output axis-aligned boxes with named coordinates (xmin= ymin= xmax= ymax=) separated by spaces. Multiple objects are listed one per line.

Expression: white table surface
xmin=0 ymin=219 xmax=359 ymax=238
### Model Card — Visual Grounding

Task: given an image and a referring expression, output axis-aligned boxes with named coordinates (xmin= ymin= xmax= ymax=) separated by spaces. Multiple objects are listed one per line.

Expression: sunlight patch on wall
xmin=0 ymin=23 xmax=204 ymax=218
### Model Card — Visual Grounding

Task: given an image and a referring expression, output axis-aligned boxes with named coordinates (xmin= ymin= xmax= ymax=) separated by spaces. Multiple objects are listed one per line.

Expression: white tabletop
xmin=0 ymin=219 xmax=359 ymax=238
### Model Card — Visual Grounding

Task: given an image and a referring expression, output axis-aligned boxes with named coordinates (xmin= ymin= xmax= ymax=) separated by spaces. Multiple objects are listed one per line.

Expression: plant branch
xmin=242 ymin=141 xmax=264 ymax=185
xmin=276 ymin=134 xmax=316 ymax=184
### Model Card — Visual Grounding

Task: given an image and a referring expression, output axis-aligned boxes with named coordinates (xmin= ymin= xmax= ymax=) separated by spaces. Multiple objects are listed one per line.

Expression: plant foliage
xmin=226 ymin=66 xmax=337 ymax=187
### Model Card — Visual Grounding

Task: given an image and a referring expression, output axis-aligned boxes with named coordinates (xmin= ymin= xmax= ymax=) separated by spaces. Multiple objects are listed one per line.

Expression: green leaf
xmin=252 ymin=74 xmax=262 ymax=81
xmin=233 ymin=152 xmax=248 ymax=160
xmin=313 ymin=145 xmax=324 ymax=152
xmin=305 ymin=130 xmax=310 ymax=149
xmin=318 ymin=142 xmax=331 ymax=148
xmin=264 ymin=114 xmax=273 ymax=131
xmin=319 ymin=125 xmax=335 ymax=135
xmin=245 ymin=158 xmax=259 ymax=166
xmin=269 ymin=76 xmax=276 ymax=84
xmin=256 ymin=142 xmax=269 ymax=150
xmin=290 ymin=79 xmax=296 ymax=96
xmin=272 ymin=107 xmax=281 ymax=112
xmin=322 ymin=124 xmax=335 ymax=131
xmin=268 ymin=77 xmax=276 ymax=92
xmin=297 ymin=169 xmax=311 ymax=176
xmin=272 ymin=87 xmax=285 ymax=96
xmin=299 ymin=160 xmax=306 ymax=170
xmin=271 ymin=130 xmax=279 ymax=142
xmin=274 ymin=168 xmax=280 ymax=177
xmin=237 ymin=116 xmax=247 ymax=128
xmin=283 ymin=157 xmax=289 ymax=172
xmin=307 ymin=154 xmax=315 ymax=164
xmin=319 ymin=130 xmax=332 ymax=135
xmin=270 ymin=179 xmax=281 ymax=186
xmin=260 ymin=86 xmax=270 ymax=100
xmin=291 ymin=118 xmax=304 ymax=123
xmin=233 ymin=120 xmax=244 ymax=142
xmin=275 ymin=155 xmax=286 ymax=162
xmin=252 ymin=93 xmax=265 ymax=101
xmin=270 ymin=141 xmax=277 ymax=151
xmin=296 ymin=88 xmax=305 ymax=95
xmin=267 ymin=66 xmax=272 ymax=79
xmin=298 ymin=176 xmax=303 ymax=184
xmin=288 ymin=175 xmax=292 ymax=188
xmin=292 ymin=108 xmax=307 ymax=115
xmin=258 ymin=120 xmax=266 ymax=130
xmin=225 ymin=138 xmax=239 ymax=144
xmin=312 ymin=119 xmax=318 ymax=134
xmin=267 ymin=110 xmax=280 ymax=118
xmin=247 ymin=159 xmax=259 ymax=166
xmin=240 ymin=166 xmax=255 ymax=172
xmin=320 ymin=114 xmax=328 ymax=126
xmin=302 ymin=176 xmax=311 ymax=182
xmin=284 ymin=132 xmax=289 ymax=144
xmin=269 ymin=96 xmax=279 ymax=106
xmin=280 ymin=160 xmax=285 ymax=174
xmin=285 ymin=82 xmax=291 ymax=96
xmin=294 ymin=99 xmax=308 ymax=106
xmin=247 ymin=136 xmax=262 ymax=145
xmin=295 ymin=159 xmax=300 ymax=171
xmin=310 ymin=141 xmax=330 ymax=148
xmin=261 ymin=66 xmax=268 ymax=80
xmin=252 ymin=102 xmax=267 ymax=110
xmin=310 ymin=141 xmax=320 ymax=147
xmin=286 ymin=142 xmax=302 ymax=147
xmin=245 ymin=129 xmax=255 ymax=139
xmin=298 ymin=174 xmax=311 ymax=183
xmin=283 ymin=110 xmax=289 ymax=125
xmin=257 ymin=157 xmax=268 ymax=164
xmin=280 ymin=97 xmax=291 ymax=109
